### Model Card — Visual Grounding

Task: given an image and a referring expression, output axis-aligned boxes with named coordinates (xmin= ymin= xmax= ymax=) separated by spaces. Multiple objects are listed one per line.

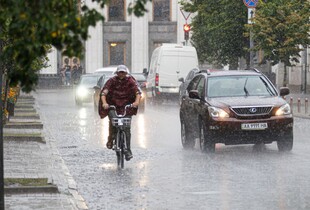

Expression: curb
xmin=4 ymin=122 xmax=43 ymax=129
xmin=10 ymin=114 xmax=40 ymax=119
xmin=4 ymin=185 xmax=59 ymax=194
xmin=3 ymin=135 xmax=45 ymax=143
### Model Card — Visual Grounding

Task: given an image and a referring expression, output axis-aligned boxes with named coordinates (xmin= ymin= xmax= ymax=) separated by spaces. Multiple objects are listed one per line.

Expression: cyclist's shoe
xmin=125 ymin=149 xmax=133 ymax=161
xmin=106 ymin=139 xmax=113 ymax=149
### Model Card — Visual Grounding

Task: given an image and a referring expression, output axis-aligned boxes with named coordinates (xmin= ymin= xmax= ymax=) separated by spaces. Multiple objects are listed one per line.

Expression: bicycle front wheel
xmin=116 ymin=131 xmax=126 ymax=169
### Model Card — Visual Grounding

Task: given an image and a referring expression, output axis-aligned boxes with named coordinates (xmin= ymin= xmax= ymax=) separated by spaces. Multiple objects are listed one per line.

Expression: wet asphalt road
xmin=34 ymin=89 xmax=310 ymax=210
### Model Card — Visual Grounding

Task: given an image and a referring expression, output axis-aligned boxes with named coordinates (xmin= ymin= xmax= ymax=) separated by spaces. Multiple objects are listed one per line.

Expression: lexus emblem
xmin=249 ymin=108 xmax=257 ymax=113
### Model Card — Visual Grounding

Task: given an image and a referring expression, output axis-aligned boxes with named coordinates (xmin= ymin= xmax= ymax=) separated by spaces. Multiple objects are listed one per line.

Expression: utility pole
xmin=304 ymin=46 xmax=308 ymax=94
xmin=244 ymin=0 xmax=258 ymax=68
xmin=0 ymin=25 xmax=5 ymax=210
xmin=249 ymin=10 xmax=254 ymax=68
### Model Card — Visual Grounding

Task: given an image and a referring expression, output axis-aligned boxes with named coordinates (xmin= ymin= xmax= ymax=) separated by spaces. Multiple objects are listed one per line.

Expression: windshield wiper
xmin=244 ymin=78 xmax=249 ymax=96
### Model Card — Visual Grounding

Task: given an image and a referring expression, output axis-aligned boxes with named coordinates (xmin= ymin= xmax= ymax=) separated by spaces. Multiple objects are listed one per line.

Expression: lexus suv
xmin=179 ymin=69 xmax=293 ymax=152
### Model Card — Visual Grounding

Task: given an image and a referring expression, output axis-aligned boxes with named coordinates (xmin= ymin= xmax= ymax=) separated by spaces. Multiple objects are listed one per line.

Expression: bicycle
xmin=109 ymin=105 xmax=132 ymax=169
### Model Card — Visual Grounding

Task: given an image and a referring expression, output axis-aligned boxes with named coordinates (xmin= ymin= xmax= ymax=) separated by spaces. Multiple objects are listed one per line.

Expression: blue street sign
xmin=243 ymin=0 xmax=258 ymax=8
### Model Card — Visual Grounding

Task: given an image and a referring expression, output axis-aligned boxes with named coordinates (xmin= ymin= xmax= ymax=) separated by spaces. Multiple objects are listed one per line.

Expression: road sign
xmin=243 ymin=0 xmax=258 ymax=8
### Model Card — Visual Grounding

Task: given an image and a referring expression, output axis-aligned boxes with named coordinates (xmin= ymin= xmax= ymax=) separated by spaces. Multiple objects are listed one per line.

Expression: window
xmin=109 ymin=42 xmax=125 ymax=65
xmin=187 ymin=75 xmax=201 ymax=92
xmin=108 ymin=0 xmax=125 ymax=21
xmin=196 ymin=78 xmax=205 ymax=98
xmin=153 ymin=0 xmax=170 ymax=21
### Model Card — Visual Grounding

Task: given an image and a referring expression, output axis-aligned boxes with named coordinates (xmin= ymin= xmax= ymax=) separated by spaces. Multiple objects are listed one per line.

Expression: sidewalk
xmin=286 ymin=91 xmax=310 ymax=119
xmin=3 ymin=93 xmax=88 ymax=210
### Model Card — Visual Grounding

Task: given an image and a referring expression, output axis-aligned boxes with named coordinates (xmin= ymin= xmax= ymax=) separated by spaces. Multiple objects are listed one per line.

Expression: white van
xmin=145 ymin=43 xmax=199 ymax=101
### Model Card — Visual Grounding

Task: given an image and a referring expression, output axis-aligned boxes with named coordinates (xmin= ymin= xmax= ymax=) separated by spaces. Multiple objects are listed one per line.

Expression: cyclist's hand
xmin=132 ymin=102 xmax=139 ymax=108
xmin=102 ymin=103 xmax=109 ymax=110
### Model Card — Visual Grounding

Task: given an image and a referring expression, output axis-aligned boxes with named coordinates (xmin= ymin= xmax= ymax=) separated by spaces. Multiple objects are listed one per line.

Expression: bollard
xmin=297 ymin=98 xmax=301 ymax=113
xmin=305 ymin=98 xmax=308 ymax=114
xmin=290 ymin=97 xmax=293 ymax=114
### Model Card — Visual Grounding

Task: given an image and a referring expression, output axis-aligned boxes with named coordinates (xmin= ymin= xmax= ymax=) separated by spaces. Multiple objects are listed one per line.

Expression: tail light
xmin=155 ymin=73 xmax=159 ymax=87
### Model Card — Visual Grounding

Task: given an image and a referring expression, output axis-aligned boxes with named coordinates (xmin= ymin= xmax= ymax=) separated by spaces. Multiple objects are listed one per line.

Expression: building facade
xmin=84 ymin=0 xmax=191 ymax=74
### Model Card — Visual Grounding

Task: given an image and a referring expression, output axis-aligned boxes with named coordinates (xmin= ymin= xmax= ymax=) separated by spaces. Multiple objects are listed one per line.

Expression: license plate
xmin=241 ymin=123 xmax=268 ymax=130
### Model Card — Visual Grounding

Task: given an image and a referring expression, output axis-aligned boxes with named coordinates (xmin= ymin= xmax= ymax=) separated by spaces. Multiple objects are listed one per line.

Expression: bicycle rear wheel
xmin=116 ymin=131 xmax=125 ymax=169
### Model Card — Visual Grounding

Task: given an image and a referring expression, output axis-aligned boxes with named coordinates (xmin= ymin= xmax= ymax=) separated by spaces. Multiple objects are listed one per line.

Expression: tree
xmin=0 ymin=0 xmax=151 ymax=92
xmin=247 ymin=0 xmax=310 ymax=86
xmin=181 ymin=0 xmax=249 ymax=69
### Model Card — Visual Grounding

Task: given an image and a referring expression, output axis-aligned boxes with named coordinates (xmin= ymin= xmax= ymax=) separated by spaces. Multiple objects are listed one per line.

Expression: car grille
xmin=231 ymin=106 xmax=273 ymax=117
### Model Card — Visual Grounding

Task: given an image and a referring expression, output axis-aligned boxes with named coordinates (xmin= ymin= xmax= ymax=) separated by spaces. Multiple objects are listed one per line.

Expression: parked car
xmin=75 ymin=74 xmax=101 ymax=105
xmin=131 ymin=73 xmax=147 ymax=112
xmin=179 ymin=69 xmax=293 ymax=152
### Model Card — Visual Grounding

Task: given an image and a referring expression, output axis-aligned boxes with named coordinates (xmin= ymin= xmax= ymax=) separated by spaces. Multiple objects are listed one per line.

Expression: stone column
xmin=85 ymin=0 xmax=103 ymax=73
xmin=131 ymin=9 xmax=149 ymax=73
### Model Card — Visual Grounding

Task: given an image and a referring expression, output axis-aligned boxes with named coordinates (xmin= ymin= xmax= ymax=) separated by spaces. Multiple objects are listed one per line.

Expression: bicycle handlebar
xmin=109 ymin=104 xmax=132 ymax=117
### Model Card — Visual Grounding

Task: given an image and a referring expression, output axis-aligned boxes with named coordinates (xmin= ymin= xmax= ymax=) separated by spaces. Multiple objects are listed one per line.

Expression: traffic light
xmin=183 ymin=24 xmax=190 ymax=40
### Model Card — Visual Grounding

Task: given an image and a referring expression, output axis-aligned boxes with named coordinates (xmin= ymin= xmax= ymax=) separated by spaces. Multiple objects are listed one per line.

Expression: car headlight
xmin=208 ymin=107 xmax=229 ymax=118
xmin=275 ymin=103 xmax=291 ymax=116
xmin=77 ymin=87 xmax=89 ymax=97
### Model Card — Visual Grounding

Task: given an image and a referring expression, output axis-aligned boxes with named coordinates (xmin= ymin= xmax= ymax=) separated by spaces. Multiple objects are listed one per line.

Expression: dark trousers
xmin=108 ymin=110 xmax=132 ymax=149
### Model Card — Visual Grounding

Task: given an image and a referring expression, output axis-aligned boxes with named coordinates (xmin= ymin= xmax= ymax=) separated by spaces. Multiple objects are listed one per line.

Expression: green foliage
xmin=0 ymin=0 xmax=151 ymax=92
xmin=181 ymin=0 xmax=248 ymax=69
xmin=247 ymin=0 xmax=310 ymax=66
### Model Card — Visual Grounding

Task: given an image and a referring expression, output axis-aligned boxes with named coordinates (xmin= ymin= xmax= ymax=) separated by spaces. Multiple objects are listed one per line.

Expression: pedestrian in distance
xmin=98 ymin=65 xmax=141 ymax=161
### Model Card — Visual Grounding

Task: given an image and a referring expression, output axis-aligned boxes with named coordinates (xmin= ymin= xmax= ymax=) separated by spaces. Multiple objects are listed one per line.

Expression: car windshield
xmin=79 ymin=76 xmax=99 ymax=86
xmin=207 ymin=75 xmax=277 ymax=98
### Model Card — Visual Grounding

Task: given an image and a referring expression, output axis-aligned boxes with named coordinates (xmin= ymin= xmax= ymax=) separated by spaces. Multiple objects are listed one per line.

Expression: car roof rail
xmin=199 ymin=69 xmax=210 ymax=74
xmin=245 ymin=68 xmax=261 ymax=73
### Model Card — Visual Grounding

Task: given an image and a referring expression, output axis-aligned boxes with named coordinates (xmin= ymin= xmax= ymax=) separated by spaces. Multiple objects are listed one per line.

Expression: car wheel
xmin=199 ymin=120 xmax=215 ymax=153
xmin=277 ymin=129 xmax=293 ymax=152
xmin=180 ymin=119 xmax=195 ymax=149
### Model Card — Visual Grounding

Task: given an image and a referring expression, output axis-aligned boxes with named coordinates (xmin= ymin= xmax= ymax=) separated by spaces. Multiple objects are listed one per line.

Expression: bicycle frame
xmin=110 ymin=105 xmax=132 ymax=169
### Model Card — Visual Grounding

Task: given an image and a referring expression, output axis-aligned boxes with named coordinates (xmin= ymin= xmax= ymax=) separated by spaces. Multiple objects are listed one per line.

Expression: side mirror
xmin=279 ymin=87 xmax=290 ymax=96
xmin=178 ymin=77 xmax=184 ymax=83
xmin=189 ymin=90 xmax=200 ymax=99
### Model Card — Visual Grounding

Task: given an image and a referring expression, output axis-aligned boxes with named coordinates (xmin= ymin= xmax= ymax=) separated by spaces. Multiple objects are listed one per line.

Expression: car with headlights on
xmin=75 ymin=74 xmax=101 ymax=105
xmin=179 ymin=69 xmax=293 ymax=152
xmin=93 ymin=74 xmax=113 ymax=108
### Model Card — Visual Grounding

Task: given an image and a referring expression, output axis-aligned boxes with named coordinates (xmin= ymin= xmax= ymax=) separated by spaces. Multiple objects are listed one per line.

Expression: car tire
xmin=199 ymin=120 xmax=215 ymax=153
xmin=277 ymin=129 xmax=293 ymax=152
xmin=180 ymin=119 xmax=195 ymax=149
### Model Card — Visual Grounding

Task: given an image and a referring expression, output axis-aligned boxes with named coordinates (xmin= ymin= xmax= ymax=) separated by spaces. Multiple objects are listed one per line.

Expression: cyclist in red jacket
xmin=99 ymin=65 xmax=141 ymax=160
